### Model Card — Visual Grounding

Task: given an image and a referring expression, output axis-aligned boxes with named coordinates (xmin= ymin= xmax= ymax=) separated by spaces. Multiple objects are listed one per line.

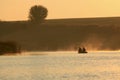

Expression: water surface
xmin=0 ymin=51 xmax=120 ymax=80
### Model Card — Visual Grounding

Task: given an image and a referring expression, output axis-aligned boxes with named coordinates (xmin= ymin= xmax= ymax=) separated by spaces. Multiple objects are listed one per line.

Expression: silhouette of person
xmin=83 ymin=47 xmax=86 ymax=52
xmin=78 ymin=47 xmax=82 ymax=53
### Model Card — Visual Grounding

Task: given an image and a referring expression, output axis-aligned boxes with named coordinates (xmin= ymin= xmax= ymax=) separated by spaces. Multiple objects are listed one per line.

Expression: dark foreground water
xmin=0 ymin=51 xmax=120 ymax=80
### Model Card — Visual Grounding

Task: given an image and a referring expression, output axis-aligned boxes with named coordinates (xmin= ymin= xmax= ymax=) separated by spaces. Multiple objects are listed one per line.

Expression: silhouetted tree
xmin=29 ymin=5 xmax=48 ymax=23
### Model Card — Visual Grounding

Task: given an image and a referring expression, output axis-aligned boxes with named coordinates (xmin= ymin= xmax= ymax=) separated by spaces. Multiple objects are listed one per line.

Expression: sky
xmin=0 ymin=0 xmax=120 ymax=21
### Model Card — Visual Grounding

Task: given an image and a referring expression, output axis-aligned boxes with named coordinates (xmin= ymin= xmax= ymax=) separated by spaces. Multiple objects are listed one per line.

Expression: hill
xmin=0 ymin=17 xmax=120 ymax=51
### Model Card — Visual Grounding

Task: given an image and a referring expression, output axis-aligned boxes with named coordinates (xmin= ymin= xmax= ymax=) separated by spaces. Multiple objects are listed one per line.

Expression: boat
xmin=78 ymin=47 xmax=87 ymax=53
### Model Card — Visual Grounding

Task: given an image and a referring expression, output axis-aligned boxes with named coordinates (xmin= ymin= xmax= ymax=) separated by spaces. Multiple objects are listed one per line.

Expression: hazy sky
xmin=0 ymin=0 xmax=120 ymax=21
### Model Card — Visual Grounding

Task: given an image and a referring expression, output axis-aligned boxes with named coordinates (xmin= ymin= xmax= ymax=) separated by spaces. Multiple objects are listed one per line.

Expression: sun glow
xmin=1 ymin=0 xmax=120 ymax=21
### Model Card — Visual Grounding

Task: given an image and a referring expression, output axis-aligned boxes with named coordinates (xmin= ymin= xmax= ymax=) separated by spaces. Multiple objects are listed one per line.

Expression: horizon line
xmin=1 ymin=16 xmax=120 ymax=22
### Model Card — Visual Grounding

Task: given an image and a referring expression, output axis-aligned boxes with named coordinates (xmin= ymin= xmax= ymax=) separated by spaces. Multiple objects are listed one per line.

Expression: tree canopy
xmin=29 ymin=5 xmax=48 ymax=23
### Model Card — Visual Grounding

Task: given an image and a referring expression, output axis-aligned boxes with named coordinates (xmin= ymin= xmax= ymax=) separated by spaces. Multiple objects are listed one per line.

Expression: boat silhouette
xmin=78 ymin=47 xmax=87 ymax=53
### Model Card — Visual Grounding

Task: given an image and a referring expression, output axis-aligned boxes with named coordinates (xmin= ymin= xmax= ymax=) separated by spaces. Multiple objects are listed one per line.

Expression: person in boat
xmin=78 ymin=47 xmax=82 ymax=53
xmin=82 ymin=47 xmax=87 ymax=53
xmin=78 ymin=47 xmax=87 ymax=53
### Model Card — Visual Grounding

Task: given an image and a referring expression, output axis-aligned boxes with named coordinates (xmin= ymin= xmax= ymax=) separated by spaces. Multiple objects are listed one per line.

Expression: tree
xmin=29 ymin=5 xmax=48 ymax=23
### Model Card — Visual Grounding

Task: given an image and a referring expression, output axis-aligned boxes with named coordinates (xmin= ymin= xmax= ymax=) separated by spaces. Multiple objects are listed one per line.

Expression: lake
xmin=0 ymin=51 xmax=120 ymax=80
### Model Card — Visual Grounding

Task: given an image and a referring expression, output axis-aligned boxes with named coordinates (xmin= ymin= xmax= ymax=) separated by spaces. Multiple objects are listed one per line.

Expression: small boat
xmin=78 ymin=47 xmax=87 ymax=54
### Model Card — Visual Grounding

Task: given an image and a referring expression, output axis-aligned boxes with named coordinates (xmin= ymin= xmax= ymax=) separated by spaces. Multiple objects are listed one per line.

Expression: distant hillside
xmin=0 ymin=17 xmax=120 ymax=51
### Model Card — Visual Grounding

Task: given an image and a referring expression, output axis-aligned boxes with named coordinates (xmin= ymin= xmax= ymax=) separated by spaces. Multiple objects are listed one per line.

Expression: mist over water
xmin=0 ymin=51 xmax=120 ymax=80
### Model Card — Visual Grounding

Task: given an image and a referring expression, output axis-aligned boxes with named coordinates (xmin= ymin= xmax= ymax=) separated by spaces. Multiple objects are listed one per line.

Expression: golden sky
xmin=0 ymin=0 xmax=120 ymax=21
